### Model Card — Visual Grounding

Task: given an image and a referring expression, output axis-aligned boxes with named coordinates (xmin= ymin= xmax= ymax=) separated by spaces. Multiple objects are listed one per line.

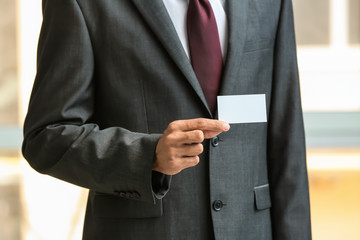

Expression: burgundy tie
xmin=187 ymin=0 xmax=223 ymax=113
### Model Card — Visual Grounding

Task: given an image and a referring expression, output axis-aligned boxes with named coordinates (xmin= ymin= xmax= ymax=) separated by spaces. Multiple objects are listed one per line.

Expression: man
xmin=22 ymin=0 xmax=312 ymax=239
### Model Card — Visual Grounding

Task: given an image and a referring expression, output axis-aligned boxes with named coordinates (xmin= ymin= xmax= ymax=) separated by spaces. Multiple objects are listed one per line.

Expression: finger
xmin=182 ymin=156 xmax=200 ymax=169
xmin=178 ymin=130 xmax=204 ymax=144
xmin=177 ymin=143 xmax=204 ymax=157
xmin=202 ymin=130 xmax=224 ymax=139
xmin=168 ymin=118 xmax=230 ymax=133
xmin=164 ymin=130 xmax=204 ymax=147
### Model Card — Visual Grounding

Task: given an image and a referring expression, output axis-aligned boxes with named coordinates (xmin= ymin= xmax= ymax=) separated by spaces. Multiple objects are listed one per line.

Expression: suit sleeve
xmin=22 ymin=0 xmax=170 ymax=204
xmin=267 ymin=0 xmax=312 ymax=239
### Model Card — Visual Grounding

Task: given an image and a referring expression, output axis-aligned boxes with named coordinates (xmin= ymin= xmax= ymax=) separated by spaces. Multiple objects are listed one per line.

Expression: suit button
xmin=126 ymin=191 xmax=141 ymax=199
xmin=132 ymin=191 xmax=141 ymax=199
xmin=213 ymin=200 xmax=223 ymax=211
xmin=211 ymin=136 xmax=220 ymax=147
xmin=115 ymin=191 xmax=127 ymax=198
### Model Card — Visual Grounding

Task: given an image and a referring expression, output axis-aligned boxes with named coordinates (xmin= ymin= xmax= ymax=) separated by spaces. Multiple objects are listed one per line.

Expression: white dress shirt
xmin=162 ymin=0 xmax=228 ymax=59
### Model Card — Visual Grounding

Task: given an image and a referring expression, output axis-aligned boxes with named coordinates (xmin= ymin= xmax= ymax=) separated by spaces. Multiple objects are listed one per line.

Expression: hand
xmin=153 ymin=118 xmax=230 ymax=175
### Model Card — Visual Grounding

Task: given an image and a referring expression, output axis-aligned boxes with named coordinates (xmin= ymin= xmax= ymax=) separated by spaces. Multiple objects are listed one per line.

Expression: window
xmin=293 ymin=1 xmax=360 ymax=239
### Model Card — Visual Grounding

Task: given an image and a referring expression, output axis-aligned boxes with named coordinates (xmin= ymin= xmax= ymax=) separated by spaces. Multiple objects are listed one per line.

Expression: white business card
xmin=217 ymin=94 xmax=267 ymax=124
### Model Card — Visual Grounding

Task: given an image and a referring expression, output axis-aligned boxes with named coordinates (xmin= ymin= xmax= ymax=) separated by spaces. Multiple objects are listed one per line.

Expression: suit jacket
xmin=22 ymin=0 xmax=312 ymax=239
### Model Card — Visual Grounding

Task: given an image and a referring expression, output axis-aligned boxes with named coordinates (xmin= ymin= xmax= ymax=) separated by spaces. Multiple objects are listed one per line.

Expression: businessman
xmin=22 ymin=0 xmax=312 ymax=239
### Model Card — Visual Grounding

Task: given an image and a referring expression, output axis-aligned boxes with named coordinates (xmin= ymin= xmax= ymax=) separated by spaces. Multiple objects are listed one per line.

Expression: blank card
xmin=217 ymin=94 xmax=267 ymax=124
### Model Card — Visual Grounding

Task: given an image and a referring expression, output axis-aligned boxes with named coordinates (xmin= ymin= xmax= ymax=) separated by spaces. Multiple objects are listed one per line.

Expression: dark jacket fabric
xmin=22 ymin=0 xmax=312 ymax=239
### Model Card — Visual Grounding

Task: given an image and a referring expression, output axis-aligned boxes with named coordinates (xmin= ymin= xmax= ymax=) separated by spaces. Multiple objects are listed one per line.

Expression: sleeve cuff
xmin=151 ymin=170 xmax=172 ymax=200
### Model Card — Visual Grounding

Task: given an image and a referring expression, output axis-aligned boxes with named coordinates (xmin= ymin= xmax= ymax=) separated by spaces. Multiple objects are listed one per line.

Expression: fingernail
xmin=222 ymin=122 xmax=230 ymax=131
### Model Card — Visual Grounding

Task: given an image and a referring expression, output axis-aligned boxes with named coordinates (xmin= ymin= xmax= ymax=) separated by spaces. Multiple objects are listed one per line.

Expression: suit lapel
xmin=220 ymin=0 xmax=249 ymax=95
xmin=131 ymin=0 xmax=211 ymax=115
xmin=131 ymin=0 xmax=250 ymax=115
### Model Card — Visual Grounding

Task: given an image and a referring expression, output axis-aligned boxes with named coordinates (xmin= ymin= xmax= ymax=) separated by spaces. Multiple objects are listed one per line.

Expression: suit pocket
xmin=254 ymin=184 xmax=272 ymax=210
xmin=243 ymin=39 xmax=273 ymax=53
xmin=93 ymin=193 xmax=163 ymax=218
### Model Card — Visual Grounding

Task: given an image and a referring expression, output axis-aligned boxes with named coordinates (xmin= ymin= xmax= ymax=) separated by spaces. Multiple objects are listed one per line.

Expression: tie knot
xmin=189 ymin=0 xmax=213 ymax=19
xmin=192 ymin=0 xmax=209 ymax=3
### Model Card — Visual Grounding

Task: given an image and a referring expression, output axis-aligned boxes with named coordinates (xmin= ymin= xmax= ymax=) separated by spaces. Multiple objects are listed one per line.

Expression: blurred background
xmin=0 ymin=0 xmax=359 ymax=239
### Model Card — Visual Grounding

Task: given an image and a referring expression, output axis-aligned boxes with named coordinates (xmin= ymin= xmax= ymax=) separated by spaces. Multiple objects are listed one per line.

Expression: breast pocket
xmin=254 ymin=183 xmax=272 ymax=210
xmin=243 ymin=39 xmax=274 ymax=53
xmin=93 ymin=193 xmax=163 ymax=218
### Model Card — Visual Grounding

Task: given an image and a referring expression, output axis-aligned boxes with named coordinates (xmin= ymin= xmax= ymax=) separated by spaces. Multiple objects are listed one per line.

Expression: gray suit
xmin=22 ymin=0 xmax=311 ymax=239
